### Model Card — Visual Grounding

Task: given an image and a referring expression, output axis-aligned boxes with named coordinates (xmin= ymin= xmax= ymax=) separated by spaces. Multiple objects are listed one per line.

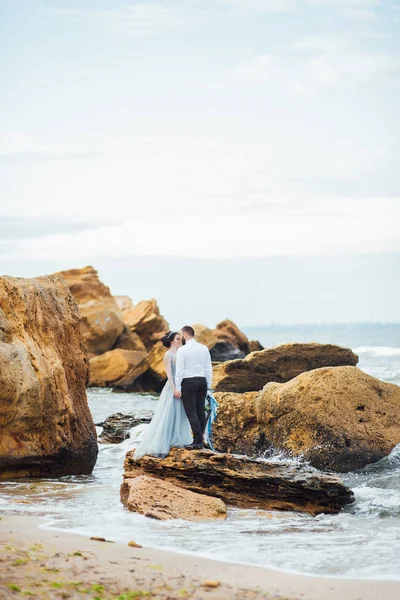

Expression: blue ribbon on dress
xmin=204 ymin=390 xmax=218 ymax=451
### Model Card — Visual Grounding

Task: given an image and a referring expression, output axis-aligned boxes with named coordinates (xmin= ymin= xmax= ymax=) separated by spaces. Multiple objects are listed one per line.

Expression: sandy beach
xmin=0 ymin=515 xmax=398 ymax=600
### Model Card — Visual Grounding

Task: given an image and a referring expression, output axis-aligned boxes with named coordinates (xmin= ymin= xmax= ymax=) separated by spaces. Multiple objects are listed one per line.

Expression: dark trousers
xmin=181 ymin=377 xmax=207 ymax=444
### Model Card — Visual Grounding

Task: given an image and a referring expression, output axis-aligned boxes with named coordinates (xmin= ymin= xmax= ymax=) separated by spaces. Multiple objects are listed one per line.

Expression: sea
xmin=1 ymin=323 xmax=399 ymax=581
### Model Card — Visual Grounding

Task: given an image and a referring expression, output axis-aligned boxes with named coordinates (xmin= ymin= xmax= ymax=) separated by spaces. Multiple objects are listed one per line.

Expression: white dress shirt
xmin=175 ymin=338 xmax=213 ymax=393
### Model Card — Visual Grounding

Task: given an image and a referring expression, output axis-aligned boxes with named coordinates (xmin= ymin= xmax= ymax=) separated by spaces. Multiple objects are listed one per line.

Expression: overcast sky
xmin=0 ymin=0 xmax=399 ymax=325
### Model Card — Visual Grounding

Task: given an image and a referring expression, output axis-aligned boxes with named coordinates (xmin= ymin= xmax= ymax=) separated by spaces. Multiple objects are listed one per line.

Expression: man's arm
xmin=204 ymin=347 xmax=212 ymax=390
xmin=175 ymin=348 xmax=185 ymax=393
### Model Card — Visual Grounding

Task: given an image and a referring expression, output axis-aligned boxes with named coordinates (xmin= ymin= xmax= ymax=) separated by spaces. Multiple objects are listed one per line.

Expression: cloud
xmin=47 ymin=3 xmax=186 ymax=37
xmin=0 ymin=131 xmax=106 ymax=163
xmin=0 ymin=216 xmax=102 ymax=242
xmin=217 ymin=0 xmax=293 ymax=11
xmin=224 ymin=54 xmax=276 ymax=84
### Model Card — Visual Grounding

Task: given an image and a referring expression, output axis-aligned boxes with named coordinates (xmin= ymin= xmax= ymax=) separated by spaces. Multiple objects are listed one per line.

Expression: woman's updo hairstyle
xmin=161 ymin=331 xmax=178 ymax=348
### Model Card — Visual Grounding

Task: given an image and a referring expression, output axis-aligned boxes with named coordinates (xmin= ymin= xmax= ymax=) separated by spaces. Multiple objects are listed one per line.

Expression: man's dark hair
xmin=181 ymin=325 xmax=195 ymax=337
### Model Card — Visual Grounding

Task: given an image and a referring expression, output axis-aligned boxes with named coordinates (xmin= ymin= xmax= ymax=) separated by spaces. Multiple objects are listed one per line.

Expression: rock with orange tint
xmin=121 ymin=475 xmax=227 ymax=521
xmin=79 ymin=301 xmax=124 ymax=356
xmin=132 ymin=343 xmax=167 ymax=392
xmin=123 ymin=448 xmax=354 ymax=515
xmin=56 ymin=266 xmax=118 ymax=310
xmin=89 ymin=349 xmax=148 ymax=388
xmin=0 ymin=275 xmax=97 ymax=479
xmin=256 ymin=366 xmax=400 ymax=472
xmin=122 ymin=299 xmax=169 ymax=351
xmin=212 ymin=343 xmax=359 ymax=393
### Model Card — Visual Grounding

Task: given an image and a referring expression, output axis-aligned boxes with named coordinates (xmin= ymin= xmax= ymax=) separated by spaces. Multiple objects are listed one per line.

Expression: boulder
xmin=89 ymin=349 xmax=147 ymax=388
xmin=209 ymin=341 xmax=244 ymax=362
xmin=213 ymin=343 xmax=359 ymax=393
xmin=121 ymin=475 xmax=227 ymax=521
xmin=256 ymin=366 xmax=400 ymax=472
xmin=212 ymin=392 xmax=265 ymax=456
xmin=0 ymin=275 xmax=98 ymax=479
xmin=214 ymin=319 xmax=251 ymax=354
xmin=56 ymin=266 xmax=118 ymax=310
xmin=97 ymin=411 xmax=152 ymax=444
xmin=131 ymin=343 xmax=167 ymax=393
xmin=79 ymin=301 xmax=124 ymax=356
xmin=122 ymin=299 xmax=169 ymax=351
xmin=113 ymin=326 xmax=146 ymax=353
xmin=193 ymin=321 xmax=262 ymax=362
xmin=123 ymin=448 xmax=354 ymax=515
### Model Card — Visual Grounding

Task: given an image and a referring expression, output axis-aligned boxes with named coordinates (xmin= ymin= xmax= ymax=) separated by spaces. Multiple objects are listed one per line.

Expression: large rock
xmin=194 ymin=321 xmax=263 ymax=362
xmin=212 ymin=392 xmax=264 ymax=456
xmin=56 ymin=266 xmax=117 ymax=310
xmin=57 ymin=266 xmax=127 ymax=356
xmin=256 ymin=366 xmax=400 ymax=472
xmin=123 ymin=448 xmax=354 ymax=515
xmin=0 ymin=275 xmax=98 ymax=479
xmin=131 ymin=343 xmax=167 ymax=392
xmin=122 ymin=299 xmax=169 ymax=351
xmin=213 ymin=343 xmax=359 ymax=393
xmin=89 ymin=349 xmax=147 ymax=388
xmin=121 ymin=475 xmax=227 ymax=521
xmin=113 ymin=326 xmax=146 ymax=353
xmin=97 ymin=411 xmax=152 ymax=444
xmin=79 ymin=301 xmax=124 ymax=356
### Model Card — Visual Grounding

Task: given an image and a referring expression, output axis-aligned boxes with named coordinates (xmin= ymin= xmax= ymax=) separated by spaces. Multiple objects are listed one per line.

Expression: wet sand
xmin=0 ymin=515 xmax=399 ymax=600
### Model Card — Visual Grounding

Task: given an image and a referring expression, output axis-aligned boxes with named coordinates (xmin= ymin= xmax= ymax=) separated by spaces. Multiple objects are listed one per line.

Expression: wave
xmin=354 ymin=346 xmax=400 ymax=357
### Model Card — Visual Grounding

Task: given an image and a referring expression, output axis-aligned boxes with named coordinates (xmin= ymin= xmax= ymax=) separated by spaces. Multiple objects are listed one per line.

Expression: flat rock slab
xmin=97 ymin=411 xmax=153 ymax=444
xmin=212 ymin=343 xmax=359 ymax=393
xmin=123 ymin=448 xmax=354 ymax=515
xmin=121 ymin=475 xmax=227 ymax=521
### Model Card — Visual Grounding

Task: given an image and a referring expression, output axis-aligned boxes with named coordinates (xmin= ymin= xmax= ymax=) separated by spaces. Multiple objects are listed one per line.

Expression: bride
xmin=133 ymin=331 xmax=193 ymax=459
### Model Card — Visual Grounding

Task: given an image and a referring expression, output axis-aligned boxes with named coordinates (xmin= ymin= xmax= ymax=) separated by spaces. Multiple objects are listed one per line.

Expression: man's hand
xmin=174 ymin=390 xmax=181 ymax=399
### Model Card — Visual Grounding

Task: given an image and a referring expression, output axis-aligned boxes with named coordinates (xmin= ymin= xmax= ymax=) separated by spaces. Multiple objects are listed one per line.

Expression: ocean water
xmin=1 ymin=324 xmax=399 ymax=581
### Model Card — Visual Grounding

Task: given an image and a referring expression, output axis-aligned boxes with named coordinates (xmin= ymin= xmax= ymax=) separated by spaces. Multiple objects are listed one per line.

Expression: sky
xmin=0 ymin=0 xmax=399 ymax=326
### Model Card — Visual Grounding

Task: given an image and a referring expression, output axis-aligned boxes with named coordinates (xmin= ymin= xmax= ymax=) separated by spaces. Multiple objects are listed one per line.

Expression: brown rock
xmin=0 ymin=275 xmax=98 ymax=479
xmin=122 ymin=299 xmax=169 ymax=350
xmin=113 ymin=326 xmax=146 ymax=353
xmin=248 ymin=340 xmax=264 ymax=353
xmin=213 ymin=343 xmax=359 ymax=393
xmin=212 ymin=392 xmax=265 ymax=456
xmin=123 ymin=448 xmax=354 ymax=515
xmin=132 ymin=343 xmax=167 ymax=392
xmin=256 ymin=366 xmax=400 ymax=472
xmin=79 ymin=301 xmax=124 ymax=356
xmin=97 ymin=411 xmax=152 ymax=444
xmin=89 ymin=349 xmax=147 ymax=388
xmin=121 ymin=475 xmax=227 ymax=521
xmin=57 ymin=266 xmax=117 ymax=310
xmin=214 ymin=319 xmax=250 ymax=354
xmin=194 ymin=321 xmax=262 ymax=362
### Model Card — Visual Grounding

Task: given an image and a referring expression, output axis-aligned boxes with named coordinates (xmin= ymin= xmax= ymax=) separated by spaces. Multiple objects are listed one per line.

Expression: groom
xmin=174 ymin=325 xmax=213 ymax=450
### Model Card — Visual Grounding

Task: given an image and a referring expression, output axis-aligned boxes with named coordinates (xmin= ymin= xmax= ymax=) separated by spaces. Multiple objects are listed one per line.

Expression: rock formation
xmin=89 ymin=349 xmax=148 ymax=388
xmin=212 ymin=343 xmax=359 ymax=393
xmin=194 ymin=320 xmax=263 ymax=362
xmin=56 ymin=266 xmax=118 ymax=310
xmin=123 ymin=448 xmax=354 ymax=515
xmin=0 ymin=275 xmax=98 ymax=479
xmin=212 ymin=392 xmax=264 ymax=456
xmin=57 ymin=266 xmax=126 ymax=357
xmin=132 ymin=343 xmax=167 ymax=393
xmin=97 ymin=411 xmax=152 ymax=444
xmin=79 ymin=302 xmax=124 ymax=356
xmin=121 ymin=299 xmax=169 ymax=351
xmin=121 ymin=475 xmax=227 ymax=521
xmin=255 ymin=366 xmax=400 ymax=472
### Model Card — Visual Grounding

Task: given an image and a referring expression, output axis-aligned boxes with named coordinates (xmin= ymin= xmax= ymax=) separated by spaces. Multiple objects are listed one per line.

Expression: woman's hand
xmin=173 ymin=388 xmax=181 ymax=399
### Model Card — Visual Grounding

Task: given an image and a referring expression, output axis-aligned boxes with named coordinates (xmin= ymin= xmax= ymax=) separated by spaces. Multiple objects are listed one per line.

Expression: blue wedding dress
xmin=133 ymin=350 xmax=193 ymax=459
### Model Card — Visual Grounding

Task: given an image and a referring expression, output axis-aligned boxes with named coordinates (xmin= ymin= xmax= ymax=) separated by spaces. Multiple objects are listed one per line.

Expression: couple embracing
xmin=134 ymin=326 xmax=213 ymax=460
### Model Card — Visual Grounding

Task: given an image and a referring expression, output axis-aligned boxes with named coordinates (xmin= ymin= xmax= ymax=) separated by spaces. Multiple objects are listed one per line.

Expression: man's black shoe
xmin=184 ymin=443 xmax=204 ymax=450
